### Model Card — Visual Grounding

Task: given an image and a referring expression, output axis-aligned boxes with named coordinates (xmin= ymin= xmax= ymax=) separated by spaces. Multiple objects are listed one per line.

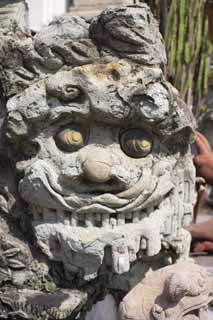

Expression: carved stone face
xmin=6 ymin=60 xmax=196 ymax=280
xmin=2 ymin=5 xmax=196 ymax=282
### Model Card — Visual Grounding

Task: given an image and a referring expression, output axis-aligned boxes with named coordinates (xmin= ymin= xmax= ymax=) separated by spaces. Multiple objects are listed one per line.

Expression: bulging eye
xmin=120 ymin=128 xmax=153 ymax=158
xmin=55 ymin=124 xmax=89 ymax=152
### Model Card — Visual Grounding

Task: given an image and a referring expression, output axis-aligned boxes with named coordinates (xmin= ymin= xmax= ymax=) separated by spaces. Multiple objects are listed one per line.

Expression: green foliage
xmin=145 ymin=0 xmax=212 ymax=117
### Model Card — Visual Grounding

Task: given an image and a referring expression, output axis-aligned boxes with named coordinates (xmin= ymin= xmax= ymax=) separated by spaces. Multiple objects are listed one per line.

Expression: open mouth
xmin=22 ymin=162 xmax=174 ymax=233
xmin=32 ymin=204 xmax=166 ymax=277
xmin=31 ymin=205 xmax=156 ymax=228
xmin=55 ymin=176 xmax=129 ymax=196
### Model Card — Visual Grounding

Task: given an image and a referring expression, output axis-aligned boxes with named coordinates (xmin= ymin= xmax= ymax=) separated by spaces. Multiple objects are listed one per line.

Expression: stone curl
xmin=0 ymin=5 xmax=166 ymax=98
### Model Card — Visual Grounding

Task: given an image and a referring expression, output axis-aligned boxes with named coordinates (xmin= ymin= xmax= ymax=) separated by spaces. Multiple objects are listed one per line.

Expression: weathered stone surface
xmin=119 ymin=262 xmax=212 ymax=320
xmin=0 ymin=288 xmax=87 ymax=319
xmin=90 ymin=6 xmax=167 ymax=65
xmin=0 ymin=2 xmax=209 ymax=320
xmin=0 ymin=0 xmax=29 ymax=33
xmin=85 ymin=294 xmax=118 ymax=320
xmin=5 ymin=59 xmax=196 ymax=281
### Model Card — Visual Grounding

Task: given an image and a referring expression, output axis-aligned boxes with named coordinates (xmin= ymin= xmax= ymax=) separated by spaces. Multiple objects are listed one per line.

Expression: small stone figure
xmin=119 ymin=262 xmax=212 ymax=320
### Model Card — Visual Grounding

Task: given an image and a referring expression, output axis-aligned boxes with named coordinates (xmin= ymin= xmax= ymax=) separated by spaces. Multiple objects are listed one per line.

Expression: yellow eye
xmin=135 ymin=139 xmax=151 ymax=152
xmin=55 ymin=125 xmax=88 ymax=152
xmin=66 ymin=131 xmax=83 ymax=144
xmin=120 ymin=129 xmax=153 ymax=158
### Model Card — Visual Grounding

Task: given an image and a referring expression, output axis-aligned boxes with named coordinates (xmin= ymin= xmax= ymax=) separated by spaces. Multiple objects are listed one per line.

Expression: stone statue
xmin=120 ymin=262 xmax=212 ymax=320
xmin=0 ymin=2 xmax=211 ymax=319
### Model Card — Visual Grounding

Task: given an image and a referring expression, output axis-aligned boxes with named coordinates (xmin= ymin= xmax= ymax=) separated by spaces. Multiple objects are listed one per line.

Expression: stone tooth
xmin=140 ymin=237 xmax=147 ymax=250
xmin=111 ymin=244 xmax=130 ymax=274
xmin=161 ymin=241 xmax=170 ymax=250
xmin=56 ymin=210 xmax=65 ymax=223
xmin=96 ymin=213 xmax=101 ymax=221
xmin=140 ymin=210 xmax=147 ymax=220
xmin=34 ymin=205 xmax=44 ymax=219
xmin=164 ymin=217 xmax=172 ymax=235
xmin=135 ymin=236 xmax=141 ymax=253
xmin=26 ymin=303 xmax=32 ymax=314
xmin=32 ymin=206 xmax=41 ymax=221
xmin=102 ymin=213 xmax=110 ymax=227
xmin=146 ymin=207 xmax=154 ymax=215
xmin=126 ymin=212 xmax=133 ymax=220
xmin=43 ymin=208 xmax=57 ymax=223
xmin=117 ymin=213 xmax=125 ymax=226
xmin=182 ymin=213 xmax=192 ymax=227
xmin=95 ymin=213 xmax=102 ymax=227
xmin=35 ymin=205 xmax=40 ymax=213
xmin=85 ymin=213 xmax=94 ymax=227
xmin=71 ymin=212 xmax=77 ymax=226
xmin=129 ymin=247 xmax=137 ymax=262
xmin=64 ymin=212 xmax=71 ymax=226
xmin=133 ymin=211 xmax=140 ymax=223
xmin=110 ymin=218 xmax=116 ymax=229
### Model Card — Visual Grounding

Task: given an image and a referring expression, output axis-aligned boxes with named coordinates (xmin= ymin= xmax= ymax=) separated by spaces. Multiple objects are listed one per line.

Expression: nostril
xmin=82 ymin=160 xmax=112 ymax=183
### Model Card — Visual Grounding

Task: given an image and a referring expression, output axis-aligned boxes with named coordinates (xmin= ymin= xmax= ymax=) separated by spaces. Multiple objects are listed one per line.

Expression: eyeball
xmin=55 ymin=124 xmax=89 ymax=152
xmin=120 ymin=128 xmax=153 ymax=158
xmin=131 ymin=84 xmax=170 ymax=123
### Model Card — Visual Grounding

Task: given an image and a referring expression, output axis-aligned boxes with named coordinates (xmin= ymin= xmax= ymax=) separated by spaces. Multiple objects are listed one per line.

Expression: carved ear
xmin=163 ymin=92 xmax=196 ymax=149
xmin=172 ymin=94 xmax=196 ymax=138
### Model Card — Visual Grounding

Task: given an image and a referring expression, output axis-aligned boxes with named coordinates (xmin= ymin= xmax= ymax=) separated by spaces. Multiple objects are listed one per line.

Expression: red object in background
xmin=193 ymin=132 xmax=213 ymax=185
xmin=191 ymin=132 xmax=213 ymax=252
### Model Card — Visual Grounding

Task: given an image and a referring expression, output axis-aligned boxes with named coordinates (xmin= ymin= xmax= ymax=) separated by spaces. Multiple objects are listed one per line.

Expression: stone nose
xmin=82 ymin=148 xmax=112 ymax=183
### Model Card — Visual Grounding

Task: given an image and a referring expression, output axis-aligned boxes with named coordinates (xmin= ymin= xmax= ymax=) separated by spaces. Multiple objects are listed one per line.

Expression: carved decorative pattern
xmin=0 ymin=1 xmax=210 ymax=320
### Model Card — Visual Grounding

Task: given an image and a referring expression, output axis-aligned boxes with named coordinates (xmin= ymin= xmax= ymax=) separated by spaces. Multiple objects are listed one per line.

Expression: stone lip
xmin=19 ymin=159 xmax=174 ymax=223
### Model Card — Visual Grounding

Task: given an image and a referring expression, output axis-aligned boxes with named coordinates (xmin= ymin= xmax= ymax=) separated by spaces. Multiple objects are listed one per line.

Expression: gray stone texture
xmin=0 ymin=2 xmax=210 ymax=320
xmin=0 ymin=0 xmax=29 ymax=33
